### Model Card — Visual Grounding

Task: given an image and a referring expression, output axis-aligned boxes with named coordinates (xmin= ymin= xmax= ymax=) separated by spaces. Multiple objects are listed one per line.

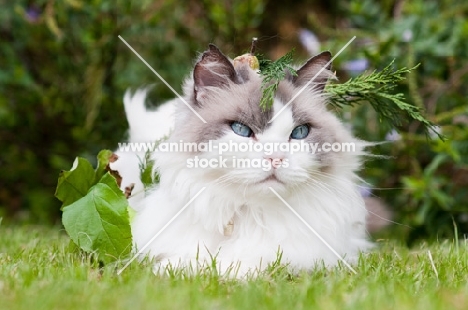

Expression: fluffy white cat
xmin=112 ymin=44 xmax=372 ymax=277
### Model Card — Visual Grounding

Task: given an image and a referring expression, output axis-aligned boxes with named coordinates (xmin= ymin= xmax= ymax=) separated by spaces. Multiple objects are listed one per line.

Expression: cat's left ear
xmin=292 ymin=51 xmax=333 ymax=91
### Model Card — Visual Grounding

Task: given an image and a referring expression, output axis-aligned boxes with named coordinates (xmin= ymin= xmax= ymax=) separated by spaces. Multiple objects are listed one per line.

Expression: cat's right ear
xmin=193 ymin=44 xmax=238 ymax=103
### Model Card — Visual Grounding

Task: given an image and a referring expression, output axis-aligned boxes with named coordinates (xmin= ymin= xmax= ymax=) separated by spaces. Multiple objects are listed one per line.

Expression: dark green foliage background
xmin=1 ymin=0 xmax=467 ymax=243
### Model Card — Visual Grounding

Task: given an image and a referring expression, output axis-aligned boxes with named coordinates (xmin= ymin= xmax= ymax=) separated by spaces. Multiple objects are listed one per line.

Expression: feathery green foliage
xmin=139 ymin=149 xmax=157 ymax=189
xmin=325 ymin=61 xmax=441 ymax=138
xmin=258 ymin=50 xmax=297 ymax=110
xmin=258 ymin=51 xmax=439 ymax=138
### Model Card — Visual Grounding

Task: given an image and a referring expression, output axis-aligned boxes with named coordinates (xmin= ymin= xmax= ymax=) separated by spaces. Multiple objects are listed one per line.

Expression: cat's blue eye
xmin=231 ymin=122 xmax=253 ymax=137
xmin=290 ymin=125 xmax=309 ymax=139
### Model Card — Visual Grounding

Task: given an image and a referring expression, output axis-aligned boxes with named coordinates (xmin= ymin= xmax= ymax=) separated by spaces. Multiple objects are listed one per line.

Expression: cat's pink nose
xmin=263 ymin=153 xmax=286 ymax=169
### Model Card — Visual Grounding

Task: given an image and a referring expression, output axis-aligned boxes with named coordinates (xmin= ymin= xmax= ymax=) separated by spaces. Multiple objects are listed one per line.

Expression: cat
xmin=112 ymin=44 xmax=373 ymax=277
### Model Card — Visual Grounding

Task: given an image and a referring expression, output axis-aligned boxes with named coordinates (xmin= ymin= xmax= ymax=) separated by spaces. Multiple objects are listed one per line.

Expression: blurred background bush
xmin=1 ymin=0 xmax=467 ymax=243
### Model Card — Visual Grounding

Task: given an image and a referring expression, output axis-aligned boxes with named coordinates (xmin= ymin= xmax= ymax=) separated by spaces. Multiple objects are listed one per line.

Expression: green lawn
xmin=1 ymin=225 xmax=467 ymax=310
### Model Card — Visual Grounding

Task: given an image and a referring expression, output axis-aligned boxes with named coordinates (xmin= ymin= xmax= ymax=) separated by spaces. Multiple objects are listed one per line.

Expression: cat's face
xmin=169 ymin=45 xmax=361 ymax=194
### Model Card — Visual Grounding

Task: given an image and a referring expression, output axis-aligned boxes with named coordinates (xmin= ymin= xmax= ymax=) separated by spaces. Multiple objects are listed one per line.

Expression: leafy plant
xmin=257 ymin=47 xmax=437 ymax=137
xmin=55 ymin=150 xmax=132 ymax=263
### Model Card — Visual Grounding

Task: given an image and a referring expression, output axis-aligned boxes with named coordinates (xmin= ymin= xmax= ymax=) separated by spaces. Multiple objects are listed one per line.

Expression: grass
xmin=1 ymin=225 xmax=467 ymax=310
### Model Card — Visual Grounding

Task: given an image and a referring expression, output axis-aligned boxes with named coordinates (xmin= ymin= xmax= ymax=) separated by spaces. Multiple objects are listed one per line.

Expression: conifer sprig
xmin=256 ymin=49 xmax=440 ymax=138
xmin=325 ymin=61 xmax=441 ymax=138
xmin=258 ymin=50 xmax=297 ymax=110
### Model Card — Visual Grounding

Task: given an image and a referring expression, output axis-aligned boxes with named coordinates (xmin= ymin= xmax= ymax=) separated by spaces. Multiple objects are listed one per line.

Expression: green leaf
xmin=62 ymin=173 xmax=132 ymax=263
xmin=55 ymin=157 xmax=95 ymax=210
xmin=94 ymin=149 xmax=114 ymax=184
xmin=128 ymin=206 xmax=136 ymax=223
xmin=56 ymin=151 xmax=133 ymax=263
xmin=56 ymin=150 xmax=117 ymax=210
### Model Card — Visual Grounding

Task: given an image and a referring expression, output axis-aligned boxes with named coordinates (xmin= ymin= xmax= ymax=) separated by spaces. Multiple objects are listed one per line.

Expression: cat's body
xmin=113 ymin=45 xmax=372 ymax=277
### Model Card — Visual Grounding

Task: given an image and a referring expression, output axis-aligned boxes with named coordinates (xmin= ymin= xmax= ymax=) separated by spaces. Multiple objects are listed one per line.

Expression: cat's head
xmin=167 ymin=44 xmax=363 ymax=195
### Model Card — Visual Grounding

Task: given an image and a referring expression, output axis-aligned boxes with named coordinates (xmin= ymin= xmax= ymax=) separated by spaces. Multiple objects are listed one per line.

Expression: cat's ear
xmin=292 ymin=51 xmax=333 ymax=91
xmin=193 ymin=44 xmax=238 ymax=103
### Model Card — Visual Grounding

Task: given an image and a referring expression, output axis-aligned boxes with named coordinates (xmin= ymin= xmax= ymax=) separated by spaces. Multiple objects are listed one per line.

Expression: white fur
xmin=120 ymin=90 xmax=371 ymax=278
xmin=110 ymin=89 xmax=177 ymax=205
